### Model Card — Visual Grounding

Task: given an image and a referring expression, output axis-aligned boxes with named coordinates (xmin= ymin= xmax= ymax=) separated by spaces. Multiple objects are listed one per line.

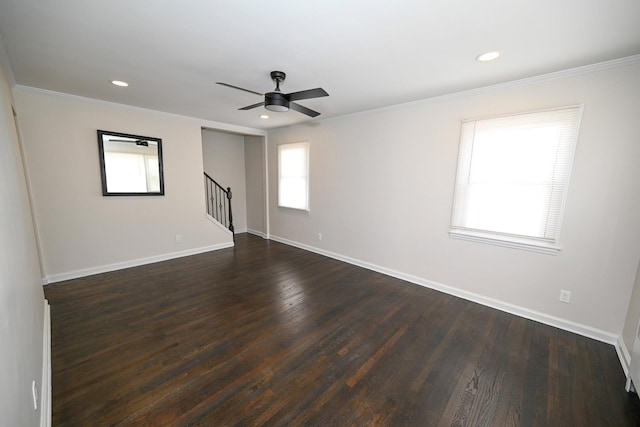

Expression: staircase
xmin=204 ymin=172 xmax=234 ymax=238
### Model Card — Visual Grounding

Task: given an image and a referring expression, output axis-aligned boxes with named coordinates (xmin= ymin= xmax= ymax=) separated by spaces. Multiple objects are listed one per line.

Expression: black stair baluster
xmin=203 ymin=172 xmax=234 ymax=238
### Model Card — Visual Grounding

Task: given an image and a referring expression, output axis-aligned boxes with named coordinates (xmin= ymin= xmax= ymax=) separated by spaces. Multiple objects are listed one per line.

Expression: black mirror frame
xmin=97 ymin=130 xmax=165 ymax=196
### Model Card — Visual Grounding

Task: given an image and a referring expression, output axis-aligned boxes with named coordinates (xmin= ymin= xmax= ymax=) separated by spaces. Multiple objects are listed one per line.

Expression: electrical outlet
xmin=559 ymin=290 xmax=571 ymax=304
xmin=32 ymin=380 xmax=38 ymax=410
xmin=175 ymin=234 xmax=182 ymax=243
xmin=317 ymin=233 xmax=322 ymax=241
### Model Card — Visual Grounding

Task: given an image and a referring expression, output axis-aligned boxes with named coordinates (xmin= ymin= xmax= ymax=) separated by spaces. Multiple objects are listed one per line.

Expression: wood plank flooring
xmin=44 ymin=233 xmax=640 ymax=426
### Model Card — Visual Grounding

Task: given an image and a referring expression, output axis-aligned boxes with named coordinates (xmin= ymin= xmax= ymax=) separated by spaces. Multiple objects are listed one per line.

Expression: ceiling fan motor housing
xmin=265 ymin=92 xmax=289 ymax=112
xmin=270 ymin=71 xmax=286 ymax=83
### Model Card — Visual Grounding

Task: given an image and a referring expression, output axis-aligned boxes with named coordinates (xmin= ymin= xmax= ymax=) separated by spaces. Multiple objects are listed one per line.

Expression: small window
xmin=278 ymin=141 xmax=310 ymax=211
xmin=450 ymin=106 xmax=583 ymax=254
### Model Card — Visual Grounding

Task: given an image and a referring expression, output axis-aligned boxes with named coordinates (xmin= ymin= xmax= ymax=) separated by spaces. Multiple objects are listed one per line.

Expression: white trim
xmin=13 ymin=85 xmax=267 ymax=137
xmin=205 ymin=213 xmax=234 ymax=236
xmin=14 ymin=55 xmax=640 ymax=135
xmin=247 ymin=228 xmax=268 ymax=239
xmin=335 ymin=55 xmax=640 ymax=121
xmin=618 ymin=335 xmax=631 ymax=378
xmin=268 ymin=234 xmax=619 ymax=346
xmin=449 ymin=230 xmax=560 ymax=255
xmin=43 ymin=242 xmax=234 ymax=284
xmin=277 ymin=206 xmax=311 ymax=215
xmin=40 ymin=299 xmax=51 ymax=427
xmin=270 ymin=55 xmax=640 ymax=132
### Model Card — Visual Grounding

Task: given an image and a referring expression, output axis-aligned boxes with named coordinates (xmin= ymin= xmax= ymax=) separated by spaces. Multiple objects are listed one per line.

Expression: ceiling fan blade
xmin=239 ymin=101 xmax=265 ymax=111
xmin=109 ymin=139 xmax=148 ymax=143
xmin=216 ymin=82 xmax=263 ymax=96
xmin=289 ymin=102 xmax=321 ymax=117
xmin=287 ymin=88 xmax=329 ymax=101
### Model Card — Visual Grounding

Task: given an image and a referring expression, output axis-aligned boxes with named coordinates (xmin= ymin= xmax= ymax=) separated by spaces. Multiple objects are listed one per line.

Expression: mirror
xmin=97 ymin=130 xmax=165 ymax=196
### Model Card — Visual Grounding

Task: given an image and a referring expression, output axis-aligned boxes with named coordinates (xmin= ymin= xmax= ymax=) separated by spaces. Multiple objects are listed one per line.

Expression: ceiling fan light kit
xmin=217 ymin=70 xmax=328 ymax=118
xmin=265 ymin=92 xmax=289 ymax=112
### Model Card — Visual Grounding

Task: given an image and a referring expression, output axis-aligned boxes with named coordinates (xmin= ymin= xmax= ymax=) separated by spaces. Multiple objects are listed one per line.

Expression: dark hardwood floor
xmin=44 ymin=233 xmax=640 ymax=426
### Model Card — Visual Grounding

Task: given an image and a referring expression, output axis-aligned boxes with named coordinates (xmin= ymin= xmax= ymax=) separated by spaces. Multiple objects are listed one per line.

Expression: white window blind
xmin=104 ymin=151 xmax=160 ymax=193
xmin=278 ymin=141 xmax=310 ymax=211
xmin=450 ymin=105 xmax=583 ymax=254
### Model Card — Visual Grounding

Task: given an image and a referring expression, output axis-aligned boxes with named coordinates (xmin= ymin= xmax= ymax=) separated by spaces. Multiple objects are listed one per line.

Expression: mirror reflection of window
xmin=97 ymin=130 xmax=164 ymax=196
xmin=103 ymin=141 xmax=160 ymax=192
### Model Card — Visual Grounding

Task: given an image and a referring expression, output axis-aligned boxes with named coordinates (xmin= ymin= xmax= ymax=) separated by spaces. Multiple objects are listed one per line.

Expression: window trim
xmin=449 ymin=105 xmax=584 ymax=254
xmin=277 ymin=141 xmax=310 ymax=212
xmin=449 ymin=229 xmax=562 ymax=255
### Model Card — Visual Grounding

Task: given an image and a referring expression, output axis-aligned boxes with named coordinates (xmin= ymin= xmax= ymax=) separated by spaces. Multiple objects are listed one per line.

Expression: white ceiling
xmin=0 ymin=0 xmax=638 ymax=130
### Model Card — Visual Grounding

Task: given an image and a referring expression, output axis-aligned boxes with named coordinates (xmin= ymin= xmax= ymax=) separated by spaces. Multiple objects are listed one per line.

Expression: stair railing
xmin=204 ymin=172 xmax=234 ymax=236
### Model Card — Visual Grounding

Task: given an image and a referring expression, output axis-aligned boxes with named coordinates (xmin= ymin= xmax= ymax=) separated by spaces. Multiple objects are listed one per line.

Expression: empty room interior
xmin=1 ymin=1 xmax=640 ymax=426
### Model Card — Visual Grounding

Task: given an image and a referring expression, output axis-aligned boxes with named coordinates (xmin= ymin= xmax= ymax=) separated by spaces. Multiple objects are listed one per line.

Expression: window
xmin=278 ymin=141 xmax=309 ymax=211
xmin=104 ymin=151 xmax=160 ymax=193
xmin=450 ymin=106 xmax=583 ymax=254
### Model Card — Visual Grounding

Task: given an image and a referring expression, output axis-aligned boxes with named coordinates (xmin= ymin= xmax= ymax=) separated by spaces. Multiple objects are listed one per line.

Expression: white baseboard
xmin=247 ymin=229 xmax=268 ymax=239
xmin=617 ymin=335 xmax=632 ymax=378
xmin=269 ymin=235 xmax=620 ymax=348
xmin=205 ymin=213 xmax=234 ymax=236
xmin=41 ymin=299 xmax=51 ymax=427
xmin=43 ymin=242 xmax=234 ymax=284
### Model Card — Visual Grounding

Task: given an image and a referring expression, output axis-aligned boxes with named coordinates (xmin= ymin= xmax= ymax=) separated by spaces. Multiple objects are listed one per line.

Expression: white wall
xmin=244 ymin=135 xmax=266 ymax=235
xmin=0 ymin=58 xmax=45 ymax=426
xmin=201 ymin=129 xmax=248 ymax=232
xmin=267 ymin=60 xmax=640 ymax=337
xmin=13 ymin=88 xmax=255 ymax=281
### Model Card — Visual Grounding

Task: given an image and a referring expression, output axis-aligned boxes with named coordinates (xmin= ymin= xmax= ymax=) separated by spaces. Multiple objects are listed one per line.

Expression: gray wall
xmin=0 ymin=57 xmax=45 ymax=426
xmin=202 ymin=129 xmax=248 ymax=232
xmin=244 ymin=135 xmax=266 ymax=236
xmin=267 ymin=61 xmax=640 ymax=339
xmin=201 ymin=129 xmax=266 ymax=236
xmin=14 ymin=88 xmax=244 ymax=281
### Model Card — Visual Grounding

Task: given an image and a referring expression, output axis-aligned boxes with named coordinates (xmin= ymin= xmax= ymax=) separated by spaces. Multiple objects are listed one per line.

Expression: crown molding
xmin=313 ymin=54 xmax=640 ymax=126
xmin=12 ymin=84 xmax=267 ymax=137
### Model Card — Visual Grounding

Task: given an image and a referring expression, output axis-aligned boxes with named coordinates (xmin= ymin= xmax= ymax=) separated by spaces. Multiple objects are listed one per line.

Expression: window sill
xmin=449 ymin=229 xmax=560 ymax=255
xmin=278 ymin=205 xmax=310 ymax=214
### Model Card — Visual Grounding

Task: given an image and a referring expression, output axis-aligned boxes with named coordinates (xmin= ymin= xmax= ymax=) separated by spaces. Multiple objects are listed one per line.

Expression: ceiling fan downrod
xmin=270 ymin=71 xmax=286 ymax=92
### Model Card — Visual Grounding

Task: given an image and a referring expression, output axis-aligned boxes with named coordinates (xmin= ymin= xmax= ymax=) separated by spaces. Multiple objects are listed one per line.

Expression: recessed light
xmin=476 ymin=51 xmax=500 ymax=62
xmin=111 ymin=80 xmax=129 ymax=87
xmin=260 ymin=114 xmax=269 ymax=119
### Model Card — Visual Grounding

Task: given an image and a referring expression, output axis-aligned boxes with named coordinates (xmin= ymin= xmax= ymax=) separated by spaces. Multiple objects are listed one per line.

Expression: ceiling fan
xmin=216 ymin=71 xmax=329 ymax=118
xmin=108 ymin=138 xmax=150 ymax=146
